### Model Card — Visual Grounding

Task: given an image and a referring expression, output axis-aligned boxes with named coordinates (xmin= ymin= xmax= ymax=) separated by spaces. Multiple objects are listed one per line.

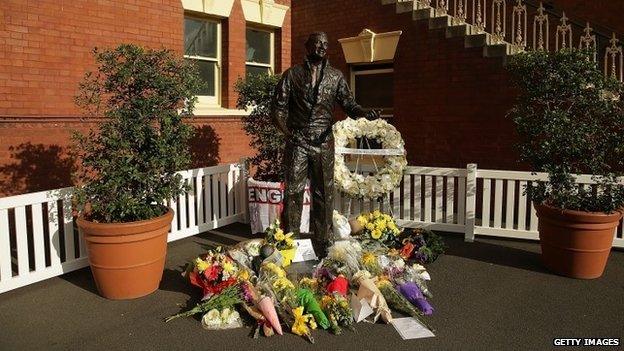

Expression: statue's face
xmin=306 ymin=34 xmax=329 ymax=61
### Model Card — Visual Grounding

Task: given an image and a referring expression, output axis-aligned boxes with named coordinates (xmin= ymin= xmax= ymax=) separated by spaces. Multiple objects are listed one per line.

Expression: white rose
xmin=202 ymin=309 xmax=222 ymax=329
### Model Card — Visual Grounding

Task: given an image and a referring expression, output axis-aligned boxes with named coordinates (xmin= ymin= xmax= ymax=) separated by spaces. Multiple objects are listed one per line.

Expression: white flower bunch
xmin=201 ymin=308 xmax=243 ymax=330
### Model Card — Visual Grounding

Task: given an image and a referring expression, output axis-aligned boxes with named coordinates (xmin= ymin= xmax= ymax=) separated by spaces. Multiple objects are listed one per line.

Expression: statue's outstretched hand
xmin=364 ymin=109 xmax=381 ymax=120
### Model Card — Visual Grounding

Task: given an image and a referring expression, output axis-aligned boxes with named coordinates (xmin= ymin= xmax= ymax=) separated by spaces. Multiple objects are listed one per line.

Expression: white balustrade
xmin=0 ymin=162 xmax=247 ymax=294
xmin=336 ymin=164 xmax=624 ymax=248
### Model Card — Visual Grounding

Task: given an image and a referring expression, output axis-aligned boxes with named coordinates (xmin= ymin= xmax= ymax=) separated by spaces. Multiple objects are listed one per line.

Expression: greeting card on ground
xmin=390 ymin=317 xmax=435 ymax=340
xmin=292 ymin=239 xmax=318 ymax=262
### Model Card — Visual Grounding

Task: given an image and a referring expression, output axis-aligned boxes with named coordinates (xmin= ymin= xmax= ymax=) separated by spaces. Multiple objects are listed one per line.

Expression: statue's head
xmin=305 ymin=32 xmax=329 ymax=62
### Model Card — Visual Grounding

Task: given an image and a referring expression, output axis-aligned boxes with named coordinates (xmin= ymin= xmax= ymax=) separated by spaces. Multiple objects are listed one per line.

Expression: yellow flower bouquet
xmin=356 ymin=210 xmax=402 ymax=246
xmin=264 ymin=219 xmax=297 ymax=266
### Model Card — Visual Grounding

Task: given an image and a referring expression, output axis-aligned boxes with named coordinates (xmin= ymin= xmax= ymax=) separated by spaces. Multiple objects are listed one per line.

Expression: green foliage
xmin=73 ymin=44 xmax=203 ymax=222
xmin=507 ymin=49 xmax=624 ymax=213
xmin=420 ymin=230 xmax=446 ymax=264
xmin=235 ymin=74 xmax=284 ymax=182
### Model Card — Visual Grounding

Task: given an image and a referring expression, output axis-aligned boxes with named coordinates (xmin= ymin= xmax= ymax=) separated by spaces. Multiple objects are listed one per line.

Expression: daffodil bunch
xmin=356 ymin=210 xmax=401 ymax=245
xmin=291 ymin=306 xmax=317 ymax=337
xmin=320 ymin=293 xmax=354 ymax=335
xmin=264 ymin=219 xmax=296 ymax=250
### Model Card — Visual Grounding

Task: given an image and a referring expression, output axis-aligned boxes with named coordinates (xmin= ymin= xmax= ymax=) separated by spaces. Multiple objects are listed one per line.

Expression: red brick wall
xmin=292 ymin=0 xmax=521 ymax=171
xmin=0 ymin=0 xmax=291 ymax=196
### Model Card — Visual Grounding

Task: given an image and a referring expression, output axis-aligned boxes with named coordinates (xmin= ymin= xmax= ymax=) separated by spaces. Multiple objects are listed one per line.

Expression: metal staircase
xmin=381 ymin=0 xmax=624 ymax=80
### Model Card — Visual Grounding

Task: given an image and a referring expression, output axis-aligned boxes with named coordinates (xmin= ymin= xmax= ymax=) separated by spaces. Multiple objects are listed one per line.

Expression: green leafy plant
xmin=507 ymin=49 xmax=624 ymax=213
xmin=235 ymin=74 xmax=284 ymax=182
xmin=73 ymin=44 xmax=203 ymax=222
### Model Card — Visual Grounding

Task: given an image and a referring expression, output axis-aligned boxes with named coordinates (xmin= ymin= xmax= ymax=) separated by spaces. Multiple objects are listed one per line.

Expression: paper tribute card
xmin=390 ymin=317 xmax=435 ymax=340
xmin=292 ymin=239 xmax=318 ymax=262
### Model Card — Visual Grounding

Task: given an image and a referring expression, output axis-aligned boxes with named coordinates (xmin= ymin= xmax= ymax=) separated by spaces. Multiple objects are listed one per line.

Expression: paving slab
xmin=1 ymin=223 xmax=623 ymax=351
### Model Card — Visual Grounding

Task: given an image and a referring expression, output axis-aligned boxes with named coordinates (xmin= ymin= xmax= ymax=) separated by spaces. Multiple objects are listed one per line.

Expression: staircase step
xmin=381 ymin=0 xmax=399 ymax=4
xmin=413 ymin=7 xmax=435 ymax=20
xmin=465 ymin=33 xmax=489 ymax=47
xmin=429 ymin=15 xmax=452 ymax=29
xmin=484 ymin=43 xmax=513 ymax=57
xmin=395 ymin=0 xmax=414 ymax=13
xmin=446 ymin=24 xmax=469 ymax=38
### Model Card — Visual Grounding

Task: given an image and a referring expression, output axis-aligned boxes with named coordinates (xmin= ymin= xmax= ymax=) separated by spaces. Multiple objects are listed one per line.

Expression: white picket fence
xmin=2 ymin=161 xmax=624 ymax=294
xmin=0 ymin=163 xmax=246 ymax=294
xmin=335 ymin=164 xmax=624 ymax=248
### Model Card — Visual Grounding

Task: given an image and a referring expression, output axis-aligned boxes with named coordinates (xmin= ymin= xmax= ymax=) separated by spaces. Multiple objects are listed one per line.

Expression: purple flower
xmin=398 ymin=282 xmax=434 ymax=315
xmin=413 ymin=252 xmax=427 ymax=264
xmin=240 ymin=281 xmax=255 ymax=304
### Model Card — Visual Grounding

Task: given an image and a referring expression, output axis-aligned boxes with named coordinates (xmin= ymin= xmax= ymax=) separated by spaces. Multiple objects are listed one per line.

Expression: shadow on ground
xmin=441 ymin=234 xmax=548 ymax=274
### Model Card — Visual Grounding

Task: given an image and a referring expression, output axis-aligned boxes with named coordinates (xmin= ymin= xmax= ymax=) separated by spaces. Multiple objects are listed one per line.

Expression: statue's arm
xmin=335 ymin=73 xmax=380 ymax=120
xmin=271 ymin=71 xmax=291 ymax=137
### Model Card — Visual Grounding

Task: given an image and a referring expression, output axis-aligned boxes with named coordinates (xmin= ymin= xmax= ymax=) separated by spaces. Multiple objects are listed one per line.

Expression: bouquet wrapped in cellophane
xmin=186 ymin=247 xmax=248 ymax=300
xmin=321 ymin=292 xmax=354 ymax=334
xmin=258 ymin=262 xmax=317 ymax=343
xmin=356 ymin=210 xmax=402 ymax=247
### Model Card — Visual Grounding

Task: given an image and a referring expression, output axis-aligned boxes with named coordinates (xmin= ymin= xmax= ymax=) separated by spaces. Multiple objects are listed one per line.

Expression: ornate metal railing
xmin=396 ymin=0 xmax=623 ymax=81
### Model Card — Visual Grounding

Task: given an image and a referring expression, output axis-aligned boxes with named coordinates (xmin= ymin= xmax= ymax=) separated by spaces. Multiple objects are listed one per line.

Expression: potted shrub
xmin=72 ymin=44 xmax=202 ymax=299
xmin=235 ymin=74 xmax=310 ymax=234
xmin=507 ymin=49 xmax=624 ymax=279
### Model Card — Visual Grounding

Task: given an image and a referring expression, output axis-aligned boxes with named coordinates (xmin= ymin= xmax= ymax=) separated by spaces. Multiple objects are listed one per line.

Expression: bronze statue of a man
xmin=271 ymin=32 xmax=379 ymax=255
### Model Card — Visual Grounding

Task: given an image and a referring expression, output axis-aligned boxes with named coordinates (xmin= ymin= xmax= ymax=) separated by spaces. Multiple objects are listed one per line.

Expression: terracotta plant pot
xmin=535 ymin=203 xmax=622 ymax=279
xmin=77 ymin=208 xmax=174 ymax=299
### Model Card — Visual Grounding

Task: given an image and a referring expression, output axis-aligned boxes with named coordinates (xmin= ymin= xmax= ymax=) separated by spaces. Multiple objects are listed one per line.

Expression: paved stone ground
xmin=1 ymin=223 xmax=623 ymax=351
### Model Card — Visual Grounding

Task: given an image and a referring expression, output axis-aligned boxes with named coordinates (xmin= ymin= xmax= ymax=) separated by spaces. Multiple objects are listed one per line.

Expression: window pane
xmin=246 ymin=65 xmax=270 ymax=78
xmin=192 ymin=60 xmax=216 ymax=96
xmin=185 ymin=18 xmax=217 ymax=58
xmin=354 ymin=72 xmax=393 ymax=109
xmin=246 ymin=29 xmax=271 ymax=64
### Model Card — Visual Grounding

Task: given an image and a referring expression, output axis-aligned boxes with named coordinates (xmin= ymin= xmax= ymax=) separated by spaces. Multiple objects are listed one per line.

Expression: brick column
xmin=222 ymin=0 xmax=246 ymax=109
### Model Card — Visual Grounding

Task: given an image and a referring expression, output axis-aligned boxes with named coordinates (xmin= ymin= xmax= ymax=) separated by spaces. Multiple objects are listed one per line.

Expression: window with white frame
xmin=350 ymin=64 xmax=394 ymax=119
xmin=184 ymin=16 xmax=221 ymax=106
xmin=246 ymin=28 xmax=274 ymax=77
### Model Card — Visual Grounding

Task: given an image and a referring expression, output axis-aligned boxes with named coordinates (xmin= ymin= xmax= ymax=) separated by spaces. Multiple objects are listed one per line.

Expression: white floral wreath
xmin=333 ymin=118 xmax=407 ymax=198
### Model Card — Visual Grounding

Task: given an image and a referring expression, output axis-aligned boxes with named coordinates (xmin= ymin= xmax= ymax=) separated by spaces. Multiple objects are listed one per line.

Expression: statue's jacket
xmin=271 ymin=58 xmax=367 ymax=147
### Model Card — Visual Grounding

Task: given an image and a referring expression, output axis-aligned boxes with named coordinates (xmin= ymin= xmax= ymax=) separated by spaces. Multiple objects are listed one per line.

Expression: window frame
xmin=350 ymin=67 xmax=394 ymax=119
xmin=183 ymin=15 xmax=222 ymax=107
xmin=245 ymin=26 xmax=275 ymax=76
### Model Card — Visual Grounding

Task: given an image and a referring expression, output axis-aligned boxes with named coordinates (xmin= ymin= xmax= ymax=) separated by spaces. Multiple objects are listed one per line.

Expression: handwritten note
xmin=292 ymin=239 xmax=318 ymax=262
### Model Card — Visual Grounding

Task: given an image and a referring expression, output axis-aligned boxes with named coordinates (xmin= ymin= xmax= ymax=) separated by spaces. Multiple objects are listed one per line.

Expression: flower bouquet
xmin=321 ymin=293 xmax=354 ymax=334
xmin=165 ymin=284 xmax=243 ymax=322
xmin=399 ymin=228 xmax=446 ymax=264
xmin=360 ymin=251 xmax=382 ymax=275
xmin=376 ymin=278 xmax=433 ymax=330
xmin=397 ymin=281 xmax=434 ymax=316
xmin=238 ymin=280 xmax=282 ymax=337
xmin=356 ymin=210 xmax=402 ymax=247
xmin=259 ymin=263 xmax=317 ymax=343
xmin=186 ymin=247 xmax=242 ymax=300
xmin=264 ymin=219 xmax=296 ymax=267
xmin=201 ymin=307 xmax=243 ymax=330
